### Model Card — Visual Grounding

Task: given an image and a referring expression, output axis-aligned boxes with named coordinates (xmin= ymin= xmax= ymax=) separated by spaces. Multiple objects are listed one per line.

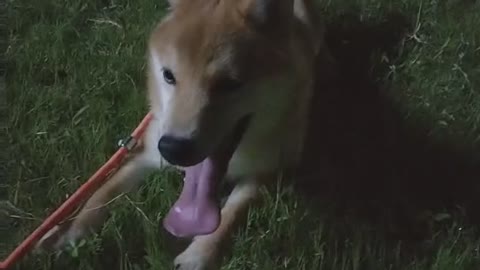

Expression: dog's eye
xmin=215 ymin=77 xmax=244 ymax=92
xmin=163 ymin=69 xmax=176 ymax=85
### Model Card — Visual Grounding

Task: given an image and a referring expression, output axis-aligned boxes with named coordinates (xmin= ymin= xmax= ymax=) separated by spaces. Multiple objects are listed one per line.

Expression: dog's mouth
xmin=163 ymin=116 xmax=251 ymax=238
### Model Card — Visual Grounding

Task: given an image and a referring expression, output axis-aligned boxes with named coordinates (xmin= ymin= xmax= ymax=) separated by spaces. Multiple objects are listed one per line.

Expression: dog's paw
xmin=35 ymin=223 xmax=85 ymax=252
xmin=174 ymin=240 xmax=220 ymax=270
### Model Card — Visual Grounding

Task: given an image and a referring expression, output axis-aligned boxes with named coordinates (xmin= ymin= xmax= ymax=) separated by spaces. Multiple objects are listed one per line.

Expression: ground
xmin=2 ymin=0 xmax=480 ymax=269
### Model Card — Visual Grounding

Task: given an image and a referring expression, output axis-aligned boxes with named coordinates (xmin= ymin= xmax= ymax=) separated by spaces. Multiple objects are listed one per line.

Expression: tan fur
xmin=36 ymin=1 xmax=327 ymax=269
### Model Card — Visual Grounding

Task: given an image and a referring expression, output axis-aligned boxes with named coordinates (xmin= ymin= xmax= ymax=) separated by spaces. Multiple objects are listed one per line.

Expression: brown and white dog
xmin=37 ymin=0 xmax=330 ymax=268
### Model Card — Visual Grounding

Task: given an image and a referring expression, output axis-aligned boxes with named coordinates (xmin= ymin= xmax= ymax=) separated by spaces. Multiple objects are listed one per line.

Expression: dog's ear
xmin=241 ymin=0 xmax=294 ymax=35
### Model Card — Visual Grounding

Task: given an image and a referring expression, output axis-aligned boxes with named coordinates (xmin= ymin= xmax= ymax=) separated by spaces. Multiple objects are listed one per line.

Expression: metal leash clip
xmin=117 ymin=135 xmax=137 ymax=151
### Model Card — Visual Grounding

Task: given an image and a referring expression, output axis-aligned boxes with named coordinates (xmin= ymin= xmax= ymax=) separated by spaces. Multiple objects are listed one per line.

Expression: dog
xmin=36 ymin=0 xmax=332 ymax=269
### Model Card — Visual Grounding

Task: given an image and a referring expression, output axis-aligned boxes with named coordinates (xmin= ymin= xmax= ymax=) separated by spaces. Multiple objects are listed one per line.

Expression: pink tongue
xmin=163 ymin=116 xmax=250 ymax=238
xmin=163 ymin=158 xmax=222 ymax=238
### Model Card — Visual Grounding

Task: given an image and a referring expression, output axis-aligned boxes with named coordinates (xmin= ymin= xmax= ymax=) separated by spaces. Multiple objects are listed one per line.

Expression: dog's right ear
xmin=240 ymin=0 xmax=294 ymax=36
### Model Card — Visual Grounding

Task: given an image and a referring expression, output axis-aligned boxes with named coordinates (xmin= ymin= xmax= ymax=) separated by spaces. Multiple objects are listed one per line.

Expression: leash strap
xmin=0 ymin=112 xmax=154 ymax=269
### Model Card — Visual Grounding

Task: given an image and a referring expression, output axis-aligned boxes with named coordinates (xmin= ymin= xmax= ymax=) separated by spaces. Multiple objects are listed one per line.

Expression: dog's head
xmin=148 ymin=0 xmax=296 ymax=167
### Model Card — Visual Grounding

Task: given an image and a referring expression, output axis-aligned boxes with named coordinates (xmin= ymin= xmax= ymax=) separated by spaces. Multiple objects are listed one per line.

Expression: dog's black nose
xmin=158 ymin=135 xmax=196 ymax=166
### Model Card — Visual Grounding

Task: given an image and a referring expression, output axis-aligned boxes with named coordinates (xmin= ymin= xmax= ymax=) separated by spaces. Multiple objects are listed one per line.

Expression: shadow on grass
xmin=294 ymin=10 xmax=480 ymax=248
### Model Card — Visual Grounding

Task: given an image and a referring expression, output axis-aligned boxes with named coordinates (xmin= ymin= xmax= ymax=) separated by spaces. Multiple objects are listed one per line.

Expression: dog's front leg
xmin=174 ymin=180 xmax=260 ymax=270
xmin=36 ymin=140 xmax=163 ymax=251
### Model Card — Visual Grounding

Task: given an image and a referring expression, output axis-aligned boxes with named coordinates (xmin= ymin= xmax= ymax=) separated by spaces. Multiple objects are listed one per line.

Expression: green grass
xmin=2 ymin=0 xmax=480 ymax=269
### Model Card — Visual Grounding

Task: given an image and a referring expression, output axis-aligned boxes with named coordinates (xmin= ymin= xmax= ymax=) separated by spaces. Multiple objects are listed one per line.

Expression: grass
xmin=2 ymin=0 xmax=480 ymax=269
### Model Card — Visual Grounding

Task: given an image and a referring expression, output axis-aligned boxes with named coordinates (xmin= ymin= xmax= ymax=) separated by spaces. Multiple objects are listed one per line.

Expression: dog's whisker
xmin=66 ymin=193 xmax=126 ymax=222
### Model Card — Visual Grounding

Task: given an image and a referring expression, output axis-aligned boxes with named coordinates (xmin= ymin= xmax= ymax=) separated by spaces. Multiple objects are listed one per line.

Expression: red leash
xmin=0 ymin=112 xmax=154 ymax=269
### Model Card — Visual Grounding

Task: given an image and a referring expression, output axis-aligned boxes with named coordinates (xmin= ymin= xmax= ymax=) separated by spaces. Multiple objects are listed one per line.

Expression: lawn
xmin=2 ymin=0 xmax=480 ymax=269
